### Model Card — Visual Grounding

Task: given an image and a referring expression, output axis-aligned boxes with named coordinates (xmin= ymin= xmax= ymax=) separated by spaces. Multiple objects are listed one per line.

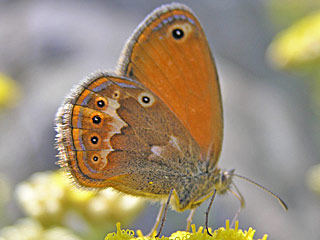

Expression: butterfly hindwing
xmin=56 ymin=74 xmax=201 ymax=195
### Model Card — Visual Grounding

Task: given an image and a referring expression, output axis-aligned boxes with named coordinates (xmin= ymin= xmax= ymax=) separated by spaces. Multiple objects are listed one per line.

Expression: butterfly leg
xmin=155 ymin=188 xmax=173 ymax=237
xmin=231 ymin=205 xmax=242 ymax=228
xmin=205 ymin=189 xmax=217 ymax=236
xmin=186 ymin=208 xmax=196 ymax=231
xmin=229 ymin=183 xmax=245 ymax=227
xmin=146 ymin=201 xmax=166 ymax=236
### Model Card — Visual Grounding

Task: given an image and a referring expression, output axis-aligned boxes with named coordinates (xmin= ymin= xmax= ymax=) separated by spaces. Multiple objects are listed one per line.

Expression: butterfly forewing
xmin=118 ymin=3 xmax=223 ymax=167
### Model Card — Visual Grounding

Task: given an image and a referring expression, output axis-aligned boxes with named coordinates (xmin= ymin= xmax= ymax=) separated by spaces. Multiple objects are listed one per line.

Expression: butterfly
xmin=55 ymin=2 xmax=287 ymax=236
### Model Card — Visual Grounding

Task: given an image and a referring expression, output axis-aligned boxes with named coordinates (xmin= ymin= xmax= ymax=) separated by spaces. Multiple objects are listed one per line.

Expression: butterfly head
xmin=210 ymin=168 xmax=246 ymax=209
xmin=212 ymin=169 xmax=235 ymax=195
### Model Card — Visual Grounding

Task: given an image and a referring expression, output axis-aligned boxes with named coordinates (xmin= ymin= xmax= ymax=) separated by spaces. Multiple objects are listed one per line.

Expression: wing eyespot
xmin=90 ymin=136 xmax=99 ymax=144
xmin=95 ymin=97 xmax=108 ymax=110
xmin=92 ymin=154 xmax=99 ymax=162
xmin=172 ymin=28 xmax=184 ymax=39
xmin=92 ymin=114 xmax=102 ymax=125
xmin=88 ymin=133 xmax=101 ymax=148
xmin=113 ymin=90 xmax=120 ymax=99
xmin=169 ymin=23 xmax=192 ymax=42
xmin=89 ymin=151 xmax=108 ymax=167
xmin=138 ymin=92 xmax=155 ymax=107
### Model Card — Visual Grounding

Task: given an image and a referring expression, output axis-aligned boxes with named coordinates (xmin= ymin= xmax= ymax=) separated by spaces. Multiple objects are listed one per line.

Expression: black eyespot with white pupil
xmin=172 ymin=28 xmax=184 ymax=39
xmin=142 ymin=96 xmax=150 ymax=104
xmin=92 ymin=115 xmax=101 ymax=124
xmin=91 ymin=136 xmax=99 ymax=144
xmin=92 ymin=156 xmax=99 ymax=162
xmin=138 ymin=92 xmax=154 ymax=107
xmin=97 ymin=100 xmax=105 ymax=108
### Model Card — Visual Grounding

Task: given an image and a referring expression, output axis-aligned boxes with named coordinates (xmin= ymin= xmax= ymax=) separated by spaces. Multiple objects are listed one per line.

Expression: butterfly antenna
xmin=233 ymin=173 xmax=288 ymax=210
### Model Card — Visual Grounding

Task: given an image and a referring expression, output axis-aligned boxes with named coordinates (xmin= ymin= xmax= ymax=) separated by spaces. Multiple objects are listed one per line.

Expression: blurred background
xmin=1 ymin=0 xmax=320 ymax=239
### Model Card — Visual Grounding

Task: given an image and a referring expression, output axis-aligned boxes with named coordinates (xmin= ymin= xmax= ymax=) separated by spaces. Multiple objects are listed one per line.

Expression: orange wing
xmin=117 ymin=3 xmax=223 ymax=167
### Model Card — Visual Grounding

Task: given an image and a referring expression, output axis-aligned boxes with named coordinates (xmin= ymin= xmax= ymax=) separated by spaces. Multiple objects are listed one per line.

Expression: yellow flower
xmin=105 ymin=220 xmax=267 ymax=240
xmin=15 ymin=171 xmax=66 ymax=225
xmin=306 ymin=163 xmax=320 ymax=196
xmin=0 ymin=73 xmax=21 ymax=109
xmin=267 ymin=11 xmax=320 ymax=70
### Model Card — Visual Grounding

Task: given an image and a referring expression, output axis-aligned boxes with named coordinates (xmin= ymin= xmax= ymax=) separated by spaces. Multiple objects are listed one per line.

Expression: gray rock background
xmin=0 ymin=0 xmax=319 ymax=239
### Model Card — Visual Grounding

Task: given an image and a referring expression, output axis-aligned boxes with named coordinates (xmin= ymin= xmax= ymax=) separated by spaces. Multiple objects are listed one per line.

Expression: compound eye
xmin=220 ymin=173 xmax=227 ymax=183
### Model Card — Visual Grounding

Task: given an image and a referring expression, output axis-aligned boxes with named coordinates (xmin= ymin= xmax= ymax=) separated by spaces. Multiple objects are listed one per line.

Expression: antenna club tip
xmin=281 ymin=200 xmax=288 ymax=211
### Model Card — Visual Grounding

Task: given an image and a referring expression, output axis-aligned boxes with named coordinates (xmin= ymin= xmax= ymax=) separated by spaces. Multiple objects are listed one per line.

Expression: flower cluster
xmin=105 ymin=220 xmax=267 ymax=240
xmin=0 ymin=170 xmax=273 ymax=240
xmin=0 ymin=171 xmax=144 ymax=240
